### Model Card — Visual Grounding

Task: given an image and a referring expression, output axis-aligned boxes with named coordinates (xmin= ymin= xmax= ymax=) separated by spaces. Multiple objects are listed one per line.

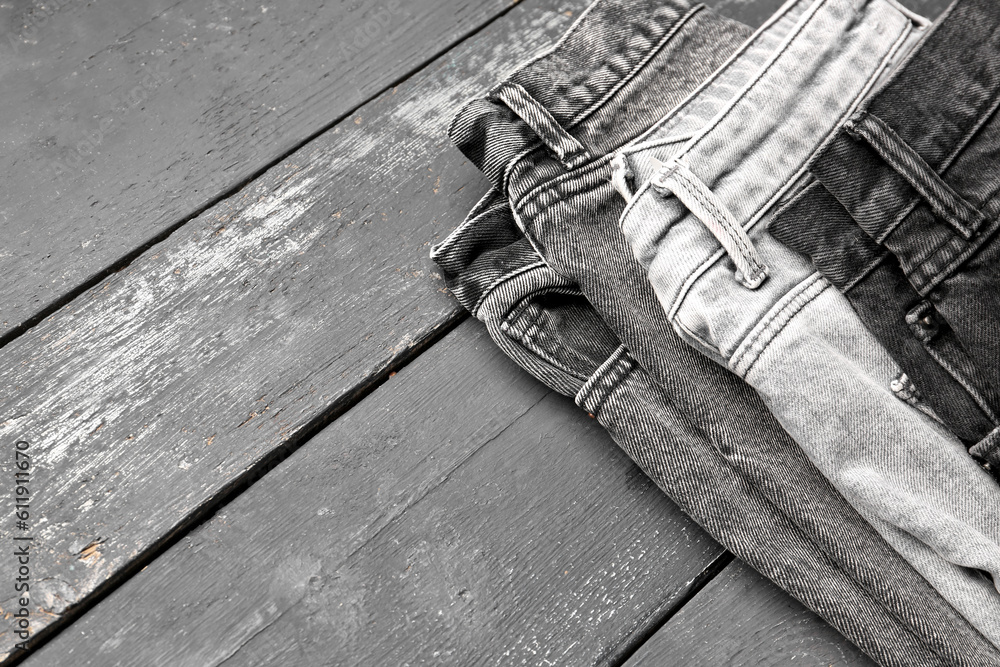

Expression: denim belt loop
xmin=843 ymin=109 xmax=987 ymax=239
xmin=494 ymin=82 xmax=591 ymax=170
xmin=649 ymin=156 xmax=769 ymax=289
xmin=610 ymin=153 xmax=633 ymax=201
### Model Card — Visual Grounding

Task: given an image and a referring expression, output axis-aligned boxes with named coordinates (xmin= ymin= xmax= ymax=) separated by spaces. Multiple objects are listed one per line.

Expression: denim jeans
xmin=770 ymin=179 xmax=1000 ymax=450
xmin=774 ymin=0 xmax=1000 ymax=476
xmin=614 ymin=0 xmax=1000 ymax=644
xmin=432 ymin=0 xmax=1000 ymax=663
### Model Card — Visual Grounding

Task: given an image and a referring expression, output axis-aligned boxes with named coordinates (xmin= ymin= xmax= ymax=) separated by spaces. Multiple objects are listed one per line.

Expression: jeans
xmin=432 ymin=0 xmax=1000 ymax=663
xmin=770 ymin=180 xmax=1000 ymax=449
xmin=615 ymin=0 xmax=1000 ymax=644
xmin=776 ymin=0 xmax=1000 ymax=477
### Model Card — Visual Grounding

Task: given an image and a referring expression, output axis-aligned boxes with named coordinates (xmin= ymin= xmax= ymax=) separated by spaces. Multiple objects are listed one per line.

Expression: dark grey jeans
xmin=431 ymin=0 xmax=1000 ymax=664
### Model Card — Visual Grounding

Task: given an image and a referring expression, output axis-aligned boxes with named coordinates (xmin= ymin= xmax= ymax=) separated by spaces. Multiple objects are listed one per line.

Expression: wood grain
xmin=19 ymin=322 xmax=726 ymax=667
xmin=626 ymin=560 xmax=876 ymax=667
xmin=0 ymin=0 xmax=593 ymax=658
xmin=0 ymin=0 xmax=513 ymax=339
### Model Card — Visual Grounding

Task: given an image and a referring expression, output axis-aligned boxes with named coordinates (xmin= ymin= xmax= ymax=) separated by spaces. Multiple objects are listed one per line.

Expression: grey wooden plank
xmin=626 ymin=560 xmax=876 ymax=667
xmin=0 ymin=0 xmax=594 ymax=658
xmin=0 ymin=0 xmax=513 ymax=340
xmin=19 ymin=321 xmax=726 ymax=667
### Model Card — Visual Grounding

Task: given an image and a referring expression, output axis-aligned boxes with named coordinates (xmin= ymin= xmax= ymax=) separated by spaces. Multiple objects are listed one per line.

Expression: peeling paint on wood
xmin=0 ymin=0 xmax=958 ymax=662
xmin=0 ymin=0 xmax=512 ymax=337
xmin=21 ymin=323 xmax=724 ymax=667
xmin=0 ymin=0 xmax=589 ymax=658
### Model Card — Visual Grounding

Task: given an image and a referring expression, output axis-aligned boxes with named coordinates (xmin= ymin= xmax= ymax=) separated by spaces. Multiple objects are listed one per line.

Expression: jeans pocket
xmin=481 ymin=273 xmax=623 ymax=398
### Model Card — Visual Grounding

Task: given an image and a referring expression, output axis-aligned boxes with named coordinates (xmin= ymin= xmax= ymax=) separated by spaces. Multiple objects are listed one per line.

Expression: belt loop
xmin=650 ymin=157 xmax=769 ymax=289
xmin=494 ymin=83 xmax=590 ymax=170
xmin=844 ymin=110 xmax=987 ymax=239
xmin=610 ymin=153 xmax=633 ymax=201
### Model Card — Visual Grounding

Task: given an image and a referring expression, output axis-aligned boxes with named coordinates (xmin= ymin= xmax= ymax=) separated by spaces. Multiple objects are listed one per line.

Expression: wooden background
xmin=0 ymin=0 xmax=950 ymax=664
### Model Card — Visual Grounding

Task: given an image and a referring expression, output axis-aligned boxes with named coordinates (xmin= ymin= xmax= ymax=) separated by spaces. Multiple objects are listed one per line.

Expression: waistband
xmin=448 ymin=0 xmax=754 ymax=193
xmin=770 ymin=177 xmax=890 ymax=293
xmin=437 ymin=0 xmax=755 ymax=317
xmin=614 ymin=0 xmax=922 ymax=349
xmin=804 ymin=0 xmax=1000 ymax=294
xmin=507 ymin=0 xmax=832 ymax=257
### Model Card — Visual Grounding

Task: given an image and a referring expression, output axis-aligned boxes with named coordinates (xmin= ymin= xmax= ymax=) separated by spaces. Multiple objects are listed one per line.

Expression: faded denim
xmin=432 ymin=0 xmax=1000 ymax=664
xmin=616 ymin=0 xmax=1000 ymax=644
xmin=774 ymin=0 xmax=1000 ymax=476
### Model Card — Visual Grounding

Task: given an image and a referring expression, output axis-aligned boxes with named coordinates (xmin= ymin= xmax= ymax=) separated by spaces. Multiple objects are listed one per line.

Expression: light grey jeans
xmin=614 ymin=0 xmax=1000 ymax=646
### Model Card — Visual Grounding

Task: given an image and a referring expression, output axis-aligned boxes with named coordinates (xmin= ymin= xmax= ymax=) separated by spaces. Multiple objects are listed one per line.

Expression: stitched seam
xmin=503 ymin=291 xmax=543 ymax=329
xmin=624 ymin=0 xmax=822 ymax=150
xmin=890 ymin=206 xmax=967 ymax=270
xmin=668 ymin=21 xmax=911 ymax=318
xmin=680 ymin=0 xmax=832 ymax=157
xmin=741 ymin=16 xmax=911 ymax=243
xmin=851 ymin=114 xmax=980 ymax=235
xmin=667 ymin=245 xmax=727 ymax=323
xmin=518 ymin=326 xmax=592 ymax=382
xmin=672 ymin=168 xmax=761 ymax=271
xmin=516 ymin=152 xmax=614 ymax=211
xmin=566 ymin=5 xmax=706 ymax=131
xmin=502 ymin=5 xmax=704 ymax=188
xmin=504 ymin=285 xmax=584 ymax=326
xmin=518 ymin=0 xmax=905 ymax=214
xmin=486 ymin=0 xmax=617 ymax=97
xmin=850 ymin=31 xmax=1000 ymax=244
xmin=503 ymin=298 xmax=546 ymax=335
xmin=923 ymin=343 xmax=1000 ymax=425
xmin=914 ymin=217 xmax=1000 ymax=295
xmin=907 ymin=233 xmax=971 ymax=291
xmin=620 ymin=133 xmax=697 ymax=156
xmin=431 ymin=194 xmax=508 ymax=261
xmin=842 ymin=249 xmax=892 ymax=294
xmin=939 ymin=86 xmax=1000 ymax=174
xmin=673 ymin=314 xmax=723 ymax=359
xmin=509 ymin=302 xmax=597 ymax=382
xmin=471 ymin=260 xmax=549 ymax=317
xmin=500 ymin=84 xmax=588 ymax=166
xmin=577 ymin=348 xmax=632 ymax=414
xmin=730 ymin=274 xmax=825 ymax=373
xmin=739 ymin=280 xmax=828 ymax=378
xmin=507 ymin=203 xmax=580 ymax=284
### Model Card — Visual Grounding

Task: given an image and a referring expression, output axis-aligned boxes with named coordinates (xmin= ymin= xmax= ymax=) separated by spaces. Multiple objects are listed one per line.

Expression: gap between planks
xmin=0 ymin=0 xmax=525 ymax=354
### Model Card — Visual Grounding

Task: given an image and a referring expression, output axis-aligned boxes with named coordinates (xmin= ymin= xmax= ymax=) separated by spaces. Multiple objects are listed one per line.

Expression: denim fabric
xmin=614 ymin=0 xmax=1000 ymax=644
xmin=779 ymin=0 xmax=1000 ymax=478
xmin=770 ymin=179 xmax=1000 ymax=450
xmin=432 ymin=0 xmax=1000 ymax=664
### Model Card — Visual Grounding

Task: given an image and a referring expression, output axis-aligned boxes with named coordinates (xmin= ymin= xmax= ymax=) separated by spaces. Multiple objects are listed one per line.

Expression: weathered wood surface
xmin=0 ymin=0 xmax=513 ymax=340
xmin=19 ymin=322 xmax=727 ymax=667
xmin=0 ymin=0 xmax=947 ymax=345
xmin=0 ymin=0 xmax=959 ymax=662
xmin=626 ymin=560 xmax=876 ymax=667
xmin=0 ymin=0 xmax=595 ymax=658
